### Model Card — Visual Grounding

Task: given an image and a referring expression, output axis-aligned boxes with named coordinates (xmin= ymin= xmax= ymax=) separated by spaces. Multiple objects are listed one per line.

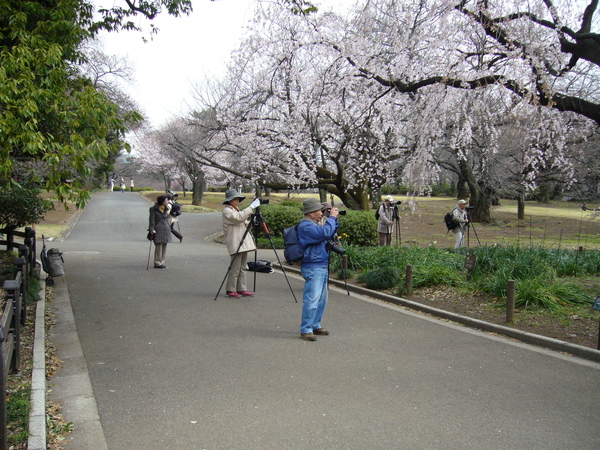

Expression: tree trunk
xmin=319 ymin=188 xmax=328 ymax=203
xmin=191 ymin=172 xmax=205 ymax=206
xmin=517 ymin=194 xmax=525 ymax=220
xmin=458 ymin=159 xmax=491 ymax=223
xmin=456 ymin=175 xmax=469 ymax=200
xmin=370 ymin=185 xmax=381 ymax=209
xmin=537 ymin=183 xmax=551 ymax=203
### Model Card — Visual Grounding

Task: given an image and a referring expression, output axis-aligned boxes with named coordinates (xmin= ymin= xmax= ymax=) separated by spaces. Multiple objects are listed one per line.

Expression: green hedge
xmin=257 ymin=205 xmax=378 ymax=247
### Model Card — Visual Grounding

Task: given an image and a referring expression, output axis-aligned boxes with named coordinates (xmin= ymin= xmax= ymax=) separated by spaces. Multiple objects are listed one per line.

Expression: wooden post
xmin=406 ymin=265 xmax=413 ymax=295
xmin=13 ymin=258 xmax=27 ymax=326
xmin=0 ymin=326 xmax=7 ymax=450
xmin=506 ymin=279 xmax=516 ymax=323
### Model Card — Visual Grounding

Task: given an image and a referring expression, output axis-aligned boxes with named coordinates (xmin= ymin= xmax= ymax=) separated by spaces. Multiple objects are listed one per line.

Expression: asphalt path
xmin=50 ymin=192 xmax=600 ymax=449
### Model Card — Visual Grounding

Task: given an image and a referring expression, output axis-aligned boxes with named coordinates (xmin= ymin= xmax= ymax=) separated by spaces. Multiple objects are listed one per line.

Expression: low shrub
xmin=256 ymin=236 xmax=283 ymax=249
xmin=258 ymin=205 xmax=303 ymax=238
xmin=0 ymin=188 xmax=53 ymax=228
xmin=514 ymin=277 xmax=593 ymax=311
xmin=338 ymin=211 xmax=378 ymax=246
xmin=357 ymin=267 xmax=401 ymax=290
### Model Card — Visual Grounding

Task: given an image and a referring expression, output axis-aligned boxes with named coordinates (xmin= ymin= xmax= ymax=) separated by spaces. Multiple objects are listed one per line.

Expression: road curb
xmin=278 ymin=264 xmax=600 ymax=363
xmin=46 ymin=278 xmax=108 ymax=449
xmin=27 ymin=268 xmax=47 ymax=450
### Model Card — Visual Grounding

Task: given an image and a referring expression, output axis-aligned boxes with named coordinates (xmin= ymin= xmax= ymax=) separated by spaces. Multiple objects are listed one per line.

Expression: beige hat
xmin=303 ymin=198 xmax=323 ymax=215
xmin=385 ymin=195 xmax=394 ymax=202
xmin=458 ymin=199 xmax=468 ymax=205
xmin=223 ymin=189 xmax=245 ymax=204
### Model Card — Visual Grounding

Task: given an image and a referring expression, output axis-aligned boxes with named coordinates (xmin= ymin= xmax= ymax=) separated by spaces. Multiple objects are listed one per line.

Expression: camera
xmin=167 ymin=189 xmax=179 ymax=199
xmin=392 ymin=201 xmax=402 ymax=205
xmin=466 ymin=206 xmax=475 ymax=211
xmin=324 ymin=209 xmax=346 ymax=218
xmin=327 ymin=236 xmax=346 ymax=255
xmin=258 ymin=198 xmax=270 ymax=205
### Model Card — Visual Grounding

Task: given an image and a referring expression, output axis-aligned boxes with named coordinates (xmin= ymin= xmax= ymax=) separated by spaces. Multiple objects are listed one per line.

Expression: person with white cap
xmin=222 ymin=189 xmax=261 ymax=298
xmin=377 ymin=195 xmax=396 ymax=246
xmin=452 ymin=199 xmax=470 ymax=249
xmin=297 ymin=198 xmax=339 ymax=341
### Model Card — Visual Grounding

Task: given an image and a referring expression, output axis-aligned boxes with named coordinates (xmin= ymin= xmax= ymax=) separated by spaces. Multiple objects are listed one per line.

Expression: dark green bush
xmin=357 ymin=267 xmax=401 ymax=290
xmin=279 ymin=200 xmax=302 ymax=208
xmin=514 ymin=278 xmax=592 ymax=311
xmin=257 ymin=205 xmax=303 ymax=238
xmin=256 ymin=236 xmax=283 ymax=249
xmin=338 ymin=211 xmax=378 ymax=246
xmin=0 ymin=188 xmax=53 ymax=228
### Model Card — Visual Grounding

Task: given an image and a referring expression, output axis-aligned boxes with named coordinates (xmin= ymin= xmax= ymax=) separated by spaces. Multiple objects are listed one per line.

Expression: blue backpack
xmin=283 ymin=224 xmax=304 ymax=264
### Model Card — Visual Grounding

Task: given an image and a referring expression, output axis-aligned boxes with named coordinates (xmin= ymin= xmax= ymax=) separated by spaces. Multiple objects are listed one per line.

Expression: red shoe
xmin=226 ymin=291 xmax=241 ymax=298
xmin=237 ymin=290 xmax=255 ymax=297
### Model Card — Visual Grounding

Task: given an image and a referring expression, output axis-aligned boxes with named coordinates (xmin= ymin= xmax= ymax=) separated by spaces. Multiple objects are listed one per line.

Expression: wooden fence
xmin=0 ymin=229 xmax=36 ymax=449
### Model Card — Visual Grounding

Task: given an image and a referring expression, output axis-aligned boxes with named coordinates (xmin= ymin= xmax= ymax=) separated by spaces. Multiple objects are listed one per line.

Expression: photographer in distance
xmin=452 ymin=199 xmax=470 ymax=249
xmin=297 ymin=198 xmax=339 ymax=341
xmin=377 ymin=195 xmax=399 ymax=246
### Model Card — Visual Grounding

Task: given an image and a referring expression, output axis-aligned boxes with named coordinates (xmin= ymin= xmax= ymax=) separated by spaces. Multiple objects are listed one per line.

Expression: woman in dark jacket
xmin=148 ymin=194 xmax=172 ymax=268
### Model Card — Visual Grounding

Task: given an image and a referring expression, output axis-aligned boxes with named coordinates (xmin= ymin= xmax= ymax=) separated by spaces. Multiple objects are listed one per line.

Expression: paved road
xmin=49 ymin=192 xmax=600 ymax=449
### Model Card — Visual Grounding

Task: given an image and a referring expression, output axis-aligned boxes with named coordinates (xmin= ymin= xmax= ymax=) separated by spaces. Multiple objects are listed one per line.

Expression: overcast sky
xmin=96 ymin=0 xmax=354 ymax=128
xmin=96 ymin=0 xmax=258 ymax=128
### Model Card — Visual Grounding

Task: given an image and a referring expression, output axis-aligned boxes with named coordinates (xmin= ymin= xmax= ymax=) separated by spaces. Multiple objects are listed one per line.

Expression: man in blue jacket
xmin=297 ymin=198 xmax=340 ymax=341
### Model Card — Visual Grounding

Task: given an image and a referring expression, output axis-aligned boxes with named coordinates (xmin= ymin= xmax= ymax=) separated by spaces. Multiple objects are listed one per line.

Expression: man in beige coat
xmin=222 ymin=189 xmax=261 ymax=298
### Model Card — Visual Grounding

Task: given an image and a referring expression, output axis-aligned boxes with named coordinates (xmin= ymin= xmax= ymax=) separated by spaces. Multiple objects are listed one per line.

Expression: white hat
xmin=385 ymin=195 xmax=394 ymax=202
xmin=458 ymin=199 xmax=468 ymax=205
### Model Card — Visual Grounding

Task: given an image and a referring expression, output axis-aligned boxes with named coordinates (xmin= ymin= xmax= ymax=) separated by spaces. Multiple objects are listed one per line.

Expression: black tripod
xmin=465 ymin=214 xmax=481 ymax=247
xmin=214 ymin=207 xmax=297 ymax=302
xmin=393 ymin=206 xmax=401 ymax=245
xmin=333 ymin=252 xmax=350 ymax=295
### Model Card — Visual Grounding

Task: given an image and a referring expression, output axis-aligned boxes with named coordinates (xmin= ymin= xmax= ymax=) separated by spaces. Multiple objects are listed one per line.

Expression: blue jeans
xmin=300 ymin=266 xmax=329 ymax=334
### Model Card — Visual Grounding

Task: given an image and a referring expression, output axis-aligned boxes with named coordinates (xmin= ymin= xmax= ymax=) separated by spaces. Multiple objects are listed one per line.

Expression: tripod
xmin=393 ymin=206 xmax=401 ymax=245
xmin=465 ymin=219 xmax=481 ymax=247
xmin=214 ymin=207 xmax=298 ymax=302
xmin=332 ymin=252 xmax=350 ymax=295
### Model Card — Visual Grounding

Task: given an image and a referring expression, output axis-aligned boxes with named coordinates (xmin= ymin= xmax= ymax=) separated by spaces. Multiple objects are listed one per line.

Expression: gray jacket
xmin=377 ymin=204 xmax=395 ymax=234
xmin=149 ymin=204 xmax=172 ymax=244
xmin=452 ymin=206 xmax=469 ymax=231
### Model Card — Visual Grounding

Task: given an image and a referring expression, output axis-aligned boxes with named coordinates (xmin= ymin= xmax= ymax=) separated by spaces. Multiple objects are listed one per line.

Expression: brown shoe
xmin=300 ymin=333 xmax=317 ymax=341
xmin=313 ymin=328 xmax=329 ymax=336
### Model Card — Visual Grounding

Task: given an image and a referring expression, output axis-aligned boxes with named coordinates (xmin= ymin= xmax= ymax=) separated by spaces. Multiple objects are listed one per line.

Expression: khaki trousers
xmin=154 ymin=243 xmax=168 ymax=267
xmin=226 ymin=252 xmax=249 ymax=292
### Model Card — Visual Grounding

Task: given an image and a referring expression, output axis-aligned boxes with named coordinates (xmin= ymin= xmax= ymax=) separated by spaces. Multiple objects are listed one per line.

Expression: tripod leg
xmin=214 ymin=252 xmax=239 ymax=300
xmin=339 ymin=254 xmax=350 ymax=295
xmin=265 ymin=234 xmax=298 ymax=302
xmin=471 ymin=223 xmax=481 ymax=246
xmin=257 ymin=216 xmax=298 ymax=302
xmin=253 ymin=250 xmax=257 ymax=292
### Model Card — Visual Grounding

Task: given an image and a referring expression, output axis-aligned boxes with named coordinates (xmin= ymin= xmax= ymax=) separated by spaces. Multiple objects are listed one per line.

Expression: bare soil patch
xmin=405 ymin=287 xmax=599 ymax=350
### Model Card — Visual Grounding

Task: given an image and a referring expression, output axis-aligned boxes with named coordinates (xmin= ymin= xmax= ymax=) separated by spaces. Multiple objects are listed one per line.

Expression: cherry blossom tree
xmin=135 ymin=127 xmax=180 ymax=192
xmin=164 ymin=0 xmax=598 ymax=215
xmin=209 ymin=6 xmax=408 ymax=209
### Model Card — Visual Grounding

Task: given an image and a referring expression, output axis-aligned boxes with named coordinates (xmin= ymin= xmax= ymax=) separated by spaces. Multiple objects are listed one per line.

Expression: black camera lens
xmin=338 ymin=210 xmax=347 ymax=215
xmin=330 ymin=244 xmax=346 ymax=255
xmin=259 ymin=198 xmax=270 ymax=205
